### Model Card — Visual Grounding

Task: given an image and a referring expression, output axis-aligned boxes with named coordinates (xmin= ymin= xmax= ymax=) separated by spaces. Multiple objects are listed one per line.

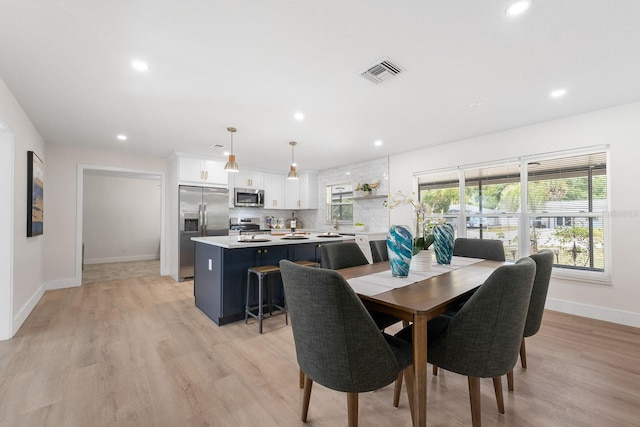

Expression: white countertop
xmin=192 ymin=232 xmax=355 ymax=249
xmin=308 ymin=229 xmax=389 ymax=236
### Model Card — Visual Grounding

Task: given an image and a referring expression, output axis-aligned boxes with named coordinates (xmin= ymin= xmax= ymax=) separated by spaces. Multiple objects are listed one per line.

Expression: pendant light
xmin=224 ymin=127 xmax=239 ymax=172
xmin=287 ymin=141 xmax=299 ymax=180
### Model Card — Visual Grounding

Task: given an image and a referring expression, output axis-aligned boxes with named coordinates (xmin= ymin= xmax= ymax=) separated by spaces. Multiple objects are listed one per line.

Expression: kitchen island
xmin=191 ymin=233 xmax=355 ymax=326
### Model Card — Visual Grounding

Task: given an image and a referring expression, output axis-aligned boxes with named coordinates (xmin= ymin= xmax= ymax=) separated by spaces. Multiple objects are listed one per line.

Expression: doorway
xmin=76 ymin=166 xmax=166 ymax=285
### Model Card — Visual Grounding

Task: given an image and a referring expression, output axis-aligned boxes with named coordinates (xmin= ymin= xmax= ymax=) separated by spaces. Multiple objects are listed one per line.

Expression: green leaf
xmin=423 ymin=235 xmax=434 ymax=250
xmin=413 ymin=237 xmax=424 ymax=255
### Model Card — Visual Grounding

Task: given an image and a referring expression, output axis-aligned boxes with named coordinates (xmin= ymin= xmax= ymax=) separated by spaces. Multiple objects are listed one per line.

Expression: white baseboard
xmin=12 ymin=282 xmax=46 ymax=336
xmin=546 ymin=298 xmax=640 ymax=329
xmin=84 ymin=254 xmax=160 ymax=265
xmin=46 ymin=276 xmax=81 ymax=290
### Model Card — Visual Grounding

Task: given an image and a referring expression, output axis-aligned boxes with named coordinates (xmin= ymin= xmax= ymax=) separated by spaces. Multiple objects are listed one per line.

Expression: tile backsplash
xmin=230 ymin=156 xmax=390 ymax=233
xmin=306 ymin=156 xmax=390 ymax=233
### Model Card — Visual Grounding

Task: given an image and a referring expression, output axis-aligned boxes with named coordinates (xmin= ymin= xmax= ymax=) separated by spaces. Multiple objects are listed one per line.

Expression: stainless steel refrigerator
xmin=179 ymin=185 xmax=229 ymax=280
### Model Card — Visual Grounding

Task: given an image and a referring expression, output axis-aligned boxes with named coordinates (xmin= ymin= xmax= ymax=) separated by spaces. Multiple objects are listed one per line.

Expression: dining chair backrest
xmin=369 ymin=240 xmax=389 ymax=263
xmin=428 ymin=257 xmax=536 ymax=378
xmin=279 ymin=260 xmax=409 ymax=392
xmin=524 ymin=249 xmax=554 ymax=337
xmin=453 ymin=238 xmax=505 ymax=261
xmin=321 ymin=242 xmax=399 ymax=330
xmin=320 ymin=242 xmax=369 ymax=270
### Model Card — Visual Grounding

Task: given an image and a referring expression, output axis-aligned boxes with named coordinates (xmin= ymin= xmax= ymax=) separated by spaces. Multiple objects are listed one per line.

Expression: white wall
xmin=0 ymin=128 xmax=14 ymax=340
xmin=44 ymin=144 xmax=168 ymax=289
xmin=83 ymin=172 xmax=161 ymax=264
xmin=389 ymin=102 xmax=640 ymax=327
xmin=0 ymin=77 xmax=47 ymax=339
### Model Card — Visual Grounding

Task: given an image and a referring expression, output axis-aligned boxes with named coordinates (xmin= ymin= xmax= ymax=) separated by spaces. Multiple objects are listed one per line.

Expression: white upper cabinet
xmin=284 ymin=177 xmax=300 ymax=209
xmin=233 ymin=170 xmax=264 ymax=189
xmin=299 ymin=172 xmax=318 ymax=209
xmin=203 ymin=160 xmax=228 ymax=185
xmin=263 ymin=173 xmax=285 ymax=209
xmin=284 ymin=172 xmax=318 ymax=210
xmin=178 ymin=157 xmax=227 ymax=186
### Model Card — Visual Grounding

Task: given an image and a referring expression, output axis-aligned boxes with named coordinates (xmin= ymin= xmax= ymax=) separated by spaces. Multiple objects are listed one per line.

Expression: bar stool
xmin=245 ymin=265 xmax=287 ymax=333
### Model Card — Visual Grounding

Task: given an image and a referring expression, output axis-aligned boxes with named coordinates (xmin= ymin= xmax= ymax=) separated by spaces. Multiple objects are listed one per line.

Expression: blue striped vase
xmin=433 ymin=223 xmax=455 ymax=265
xmin=387 ymin=225 xmax=413 ymax=278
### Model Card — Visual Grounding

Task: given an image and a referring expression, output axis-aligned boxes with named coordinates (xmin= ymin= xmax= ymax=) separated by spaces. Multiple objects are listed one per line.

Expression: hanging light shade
xmin=224 ymin=127 xmax=239 ymax=172
xmin=287 ymin=141 xmax=299 ymax=180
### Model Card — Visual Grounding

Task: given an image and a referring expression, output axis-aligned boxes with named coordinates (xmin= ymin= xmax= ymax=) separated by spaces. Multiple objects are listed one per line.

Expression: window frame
xmin=416 ymin=146 xmax=611 ymax=284
xmin=326 ymin=183 xmax=354 ymax=224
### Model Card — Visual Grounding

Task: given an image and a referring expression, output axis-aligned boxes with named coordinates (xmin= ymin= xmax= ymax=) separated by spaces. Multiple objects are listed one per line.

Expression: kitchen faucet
xmin=333 ymin=215 xmax=339 ymax=231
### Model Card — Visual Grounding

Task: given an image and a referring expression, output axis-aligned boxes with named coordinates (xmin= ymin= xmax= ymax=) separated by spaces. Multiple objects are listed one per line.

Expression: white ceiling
xmin=1 ymin=1 xmax=639 ymax=173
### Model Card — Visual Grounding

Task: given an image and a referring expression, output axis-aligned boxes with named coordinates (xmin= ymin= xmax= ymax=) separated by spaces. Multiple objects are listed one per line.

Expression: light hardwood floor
xmin=1 ymin=276 xmax=639 ymax=427
xmin=82 ymin=260 xmax=161 ymax=285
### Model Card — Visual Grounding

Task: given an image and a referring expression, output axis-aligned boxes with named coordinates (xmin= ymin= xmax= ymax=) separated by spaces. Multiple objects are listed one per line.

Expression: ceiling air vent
xmin=360 ymin=57 xmax=404 ymax=84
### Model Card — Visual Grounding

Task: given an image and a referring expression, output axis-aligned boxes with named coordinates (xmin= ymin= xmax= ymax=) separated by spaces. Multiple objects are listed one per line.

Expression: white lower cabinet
xmin=356 ymin=233 xmax=387 ymax=264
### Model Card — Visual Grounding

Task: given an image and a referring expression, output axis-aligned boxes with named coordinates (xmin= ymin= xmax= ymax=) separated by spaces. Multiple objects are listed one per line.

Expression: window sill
xmin=551 ymin=268 xmax=611 ymax=286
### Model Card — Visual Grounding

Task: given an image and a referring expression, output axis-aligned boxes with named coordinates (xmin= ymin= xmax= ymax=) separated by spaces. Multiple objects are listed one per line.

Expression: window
xmin=417 ymin=148 xmax=609 ymax=279
xmin=464 ymin=163 xmax=521 ymax=260
xmin=417 ymin=170 xmax=460 ymax=234
xmin=527 ymin=152 xmax=607 ymax=271
xmin=327 ymin=183 xmax=353 ymax=223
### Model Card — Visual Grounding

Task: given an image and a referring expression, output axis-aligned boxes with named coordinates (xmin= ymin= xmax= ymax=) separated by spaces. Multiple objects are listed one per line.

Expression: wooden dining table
xmin=337 ymin=258 xmax=507 ymax=427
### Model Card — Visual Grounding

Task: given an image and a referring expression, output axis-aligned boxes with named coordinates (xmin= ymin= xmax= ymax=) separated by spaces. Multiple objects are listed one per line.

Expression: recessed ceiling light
xmin=131 ymin=60 xmax=149 ymax=72
xmin=505 ymin=1 xmax=531 ymax=16
xmin=117 ymin=134 xmax=127 ymax=141
xmin=294 ymin=112 xmax=305 ymax=121
xmin=209 ymin=144 xmax=225 ymax=149
xmin=345 ymin=172 xmax=351 ymax=175
xmin=374 ymin=140 xmax=383 ymax=147
xmin=550 ymin=88 xmax=567 ymax=98
xmin=469 ymin=102 xmax=484 ymax=108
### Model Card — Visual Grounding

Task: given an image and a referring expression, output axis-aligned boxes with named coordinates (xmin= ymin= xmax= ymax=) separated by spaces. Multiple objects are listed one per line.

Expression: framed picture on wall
xmin=27 ymin=150 xmax=44 ymax=237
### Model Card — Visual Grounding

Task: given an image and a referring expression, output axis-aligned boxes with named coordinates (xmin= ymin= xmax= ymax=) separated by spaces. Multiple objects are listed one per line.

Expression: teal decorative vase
xmin=387 ymin=225 xmax=413 ymax=278
xmin=433 ymin=223 xmax=455 ymax=265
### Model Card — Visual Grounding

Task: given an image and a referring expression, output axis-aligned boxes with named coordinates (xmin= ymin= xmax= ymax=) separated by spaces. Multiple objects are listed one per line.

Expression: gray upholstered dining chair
xmin=320 ymin=242 xmax=400 ymax=330
xmin=320 ymin=242 xmax=369 ymax=269
xmin=396 ymin=257 xmax=536 ymax=427
xmin=426 ymin=237 xmax=506 ymax=378
xmin=369 ymin=239 xmax=389 ymax=263
xmin=507 ymin=249 xmax=554 ymax=391
xmin=279 ymin=260 xmax=415 ymax=427
xmin=453 ymin=237 xmax=506 ymax=261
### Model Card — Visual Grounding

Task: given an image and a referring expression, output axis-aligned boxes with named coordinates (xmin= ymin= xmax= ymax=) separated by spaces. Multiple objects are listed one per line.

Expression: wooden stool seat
xmin=295 ymin=260 xmax=320 ymax=268
xmin=248 ymin=265 xmax=281 ymax=274
xmin=245 ymin=265 xmax=287 ymax=333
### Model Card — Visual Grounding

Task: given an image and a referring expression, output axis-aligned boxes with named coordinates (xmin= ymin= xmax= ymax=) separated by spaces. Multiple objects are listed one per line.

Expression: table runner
xmin=347 ymin=256 xmax=484 ymax=296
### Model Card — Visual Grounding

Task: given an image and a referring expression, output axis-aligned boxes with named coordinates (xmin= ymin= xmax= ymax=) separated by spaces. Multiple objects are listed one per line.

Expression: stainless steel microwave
xmin=234 ymin=188 xmax=264 ymax=207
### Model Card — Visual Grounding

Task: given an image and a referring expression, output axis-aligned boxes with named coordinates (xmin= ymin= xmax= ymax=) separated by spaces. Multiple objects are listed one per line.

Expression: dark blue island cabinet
xmin=194 ymin=241 xmax=325 ymax=325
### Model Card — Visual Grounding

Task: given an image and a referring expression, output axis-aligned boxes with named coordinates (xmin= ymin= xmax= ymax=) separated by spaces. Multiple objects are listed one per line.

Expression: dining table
xmin=337 ymin=257 xmax=507 ymax=427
